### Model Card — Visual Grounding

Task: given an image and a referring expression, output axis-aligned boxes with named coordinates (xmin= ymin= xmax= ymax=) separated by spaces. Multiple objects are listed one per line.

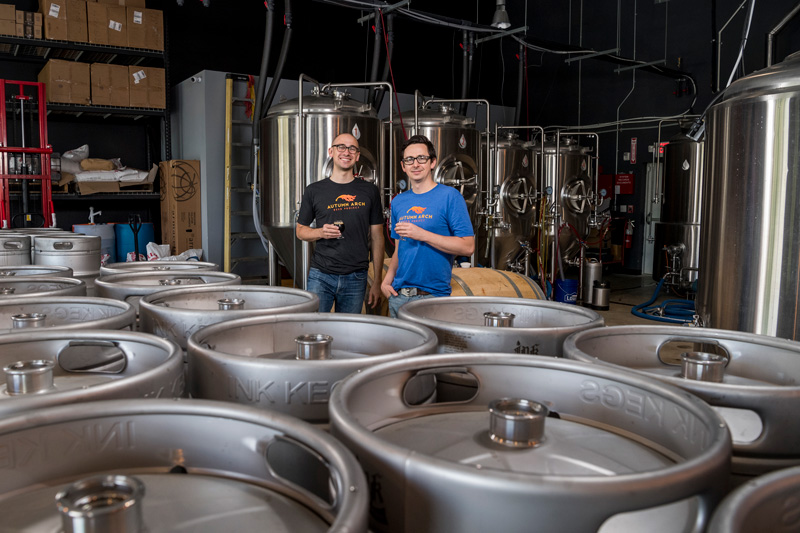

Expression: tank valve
xmin=488 ymin=398 xmax=548 ymax=448
xmin=56 ymin=475 xmax=145 ymax=533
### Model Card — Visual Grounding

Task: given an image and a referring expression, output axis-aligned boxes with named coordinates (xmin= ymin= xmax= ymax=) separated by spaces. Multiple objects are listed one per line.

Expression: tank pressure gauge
xmin=545 ymin=186 xmax=553 ymax=196
xmin=600 ymin=188 xmax=608 ymax=198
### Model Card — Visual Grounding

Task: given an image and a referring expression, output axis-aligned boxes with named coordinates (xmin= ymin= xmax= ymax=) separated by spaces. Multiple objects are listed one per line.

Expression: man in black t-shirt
xmin=296 ymin=133 xmax=385 ymax=313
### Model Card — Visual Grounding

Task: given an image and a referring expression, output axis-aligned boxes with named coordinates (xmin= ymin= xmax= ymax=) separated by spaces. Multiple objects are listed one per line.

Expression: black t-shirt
xmin=297 ymin=177 xmax=384 ymax=275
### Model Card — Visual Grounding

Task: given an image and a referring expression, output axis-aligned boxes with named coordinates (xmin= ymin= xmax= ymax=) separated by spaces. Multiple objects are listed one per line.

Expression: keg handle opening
xmin=57 ymin=341 xmax=128 ymax=374
xmin=265 ymin=435 xmax=337 ymax=508
xmin=656 ymin=338 xmax=730 ymax=368
xmin=402 ymin=367 xmax=479 ymax=406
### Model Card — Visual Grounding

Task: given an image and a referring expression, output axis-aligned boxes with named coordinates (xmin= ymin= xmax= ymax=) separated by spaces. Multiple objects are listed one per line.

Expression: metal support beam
xmin=357 ymin=0 xmax=409 ymax=24
xmin=475 ymin=26 xmax=528 ymax=45
xmin=564 ymin=48 xmax=620 ymax=64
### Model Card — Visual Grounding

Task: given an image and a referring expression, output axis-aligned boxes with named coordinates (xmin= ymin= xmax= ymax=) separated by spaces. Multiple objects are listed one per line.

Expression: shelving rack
xmin=0 ymin=33 xmax=170 ymax=231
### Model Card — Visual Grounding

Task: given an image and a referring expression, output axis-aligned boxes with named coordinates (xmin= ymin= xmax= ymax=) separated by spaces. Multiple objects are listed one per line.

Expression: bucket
xmin=115 ymin=222 xmax=155 ymax=262
xmin=554 ymin=278 xmax=579 ymax=304
xmin=73 ymin=223 xmax=116 ymax=264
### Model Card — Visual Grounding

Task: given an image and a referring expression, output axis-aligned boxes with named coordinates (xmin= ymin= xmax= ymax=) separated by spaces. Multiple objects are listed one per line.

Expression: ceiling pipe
xmin=766 ymin=1 xmax=800 ymax=66
xmin=373 ymin=14 xmax=395 ymax=111
xmin=459 ymin=29 xmax=470 ymax=114
xmin=514 ymin=42 xmax=524 ymax=126
xmin=368 ymin=11 xmax=383 ymax=106
xmin=251 ymin=2 xmax=275 ymax=166
xmin=262 ymin=0 xmax=294 ymax=114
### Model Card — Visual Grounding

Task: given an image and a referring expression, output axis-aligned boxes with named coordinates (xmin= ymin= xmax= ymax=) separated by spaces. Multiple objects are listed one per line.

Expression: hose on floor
xmin=631 ymin=277 xmax=696 ymax=324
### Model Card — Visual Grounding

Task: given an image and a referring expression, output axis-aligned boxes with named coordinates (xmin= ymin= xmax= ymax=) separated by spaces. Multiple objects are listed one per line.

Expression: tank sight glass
xmin=488 ymin=398 xmax=548 ymax=448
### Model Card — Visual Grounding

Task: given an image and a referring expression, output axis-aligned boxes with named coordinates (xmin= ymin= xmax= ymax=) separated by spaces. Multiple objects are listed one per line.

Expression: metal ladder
xmin=223 ymin=73 xmax=269 ymax=279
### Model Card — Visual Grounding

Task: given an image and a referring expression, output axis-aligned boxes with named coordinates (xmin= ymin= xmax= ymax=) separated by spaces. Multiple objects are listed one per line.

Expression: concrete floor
xmin=587 ymin=273 xmax=692 ymax=327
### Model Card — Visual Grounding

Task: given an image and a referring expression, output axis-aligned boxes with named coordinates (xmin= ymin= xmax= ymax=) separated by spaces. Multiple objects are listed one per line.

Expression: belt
xmin=398 ymin=287 xmax=431 ymax=297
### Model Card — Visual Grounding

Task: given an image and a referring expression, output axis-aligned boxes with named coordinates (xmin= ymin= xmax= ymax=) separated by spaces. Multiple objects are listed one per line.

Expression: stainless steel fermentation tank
xmin=479 ymin=128 xmax=540 ymax=271
xmin=698 ymin=51 xmax=800 ymax=338
xmin=652 ymin=129 xmax=703 ymax=290
xmin=259 ymin=77 xmax=392 ymax=288
xmin=534 ymin=134 xmax=598 ymax=287
xmin=387 ymin=96 xmax=489 ymax=238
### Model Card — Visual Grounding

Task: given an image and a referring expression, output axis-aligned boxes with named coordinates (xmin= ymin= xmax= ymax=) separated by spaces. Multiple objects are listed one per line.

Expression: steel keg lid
xmin=0 ymin=296 xmax=135 ymax=333
xmin=140 ymin=285 xmax=317 ymax=311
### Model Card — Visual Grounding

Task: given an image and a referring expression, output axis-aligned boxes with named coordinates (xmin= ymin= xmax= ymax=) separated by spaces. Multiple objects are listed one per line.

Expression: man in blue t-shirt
xmin=381 ymin=134 xmax=475 ymax=318
xmin=296 ymin=133 xmax=385 ymax=313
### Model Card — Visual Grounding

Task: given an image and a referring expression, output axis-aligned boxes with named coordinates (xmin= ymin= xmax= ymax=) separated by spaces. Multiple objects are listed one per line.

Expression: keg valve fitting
xmin=488 ymin=398 xmax=548 ymax=448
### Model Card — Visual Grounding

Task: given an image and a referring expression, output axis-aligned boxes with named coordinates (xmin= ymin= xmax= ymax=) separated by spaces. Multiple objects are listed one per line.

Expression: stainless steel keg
xmin=328 ymin=353 xmax=731 ymax=533
xmin=139 ymin=285 xmax=319 ymax=350
xmin=100 ymin=260 xmax=220 ymax=277
xmin=95 ymin=271 xmax=241 ymax=313
xmin=0 ymin=329 xmax=183 ymax=417
xmin=0 ymin=234 xmax=31 ymax=266
xmin=0 ymin=265 xmax=73 ymax=277
xmin=33 ymin=234 xmax=101 ymax=296
xmin=0 ymin=276 xmax=85 ymax=298
xmin=0 ymin=296 xmax=135 ymax=333
xmin=397 ymin=296 xmax=604 ymax=356
xmin=707 ymin=465 xmax=800 ymax=532
xmin=0 ymin=399 xmax=368 ymax=532
xmin=563 ymin=325 xmax=800 ymax=477
xmin=187 ymin=313 xmax=438 ymax=423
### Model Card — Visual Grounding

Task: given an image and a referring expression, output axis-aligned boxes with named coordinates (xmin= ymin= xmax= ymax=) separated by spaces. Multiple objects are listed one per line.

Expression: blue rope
xmin=632 ymin=278 xmax=696 ymax=324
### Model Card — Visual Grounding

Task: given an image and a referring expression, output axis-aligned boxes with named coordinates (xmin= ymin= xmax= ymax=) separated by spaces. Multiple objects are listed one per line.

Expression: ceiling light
xmin=491 ymin=0 xmax=511 ymax=30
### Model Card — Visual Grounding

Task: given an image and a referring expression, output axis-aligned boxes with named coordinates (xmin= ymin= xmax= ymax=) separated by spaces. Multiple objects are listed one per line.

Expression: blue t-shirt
xmin=390 ymin=184 xmax=474 ymax=296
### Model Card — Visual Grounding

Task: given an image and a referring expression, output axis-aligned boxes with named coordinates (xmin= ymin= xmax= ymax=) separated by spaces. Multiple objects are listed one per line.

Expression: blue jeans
xmin=307 ymin=267 xmax=368 ymax=313
xmin=388 ymin=293 xmax=436 ymax=318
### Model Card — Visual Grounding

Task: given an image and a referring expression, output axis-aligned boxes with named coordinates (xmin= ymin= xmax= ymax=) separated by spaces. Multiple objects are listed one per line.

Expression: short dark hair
xmin=401 ymin=134 xmax=437 ymax=160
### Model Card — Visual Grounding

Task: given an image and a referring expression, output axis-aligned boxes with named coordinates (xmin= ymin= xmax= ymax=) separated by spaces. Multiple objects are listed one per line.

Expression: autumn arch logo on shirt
xmin=406 ymin=206 xmax=426 ymax=214
xmin=328 ymin=194 xmax=365 ymax=210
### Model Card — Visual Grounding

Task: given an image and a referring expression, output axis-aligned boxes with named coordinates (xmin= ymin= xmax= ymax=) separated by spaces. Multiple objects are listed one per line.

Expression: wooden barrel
xmin=366 ymin=259 xmax=545 ymax=316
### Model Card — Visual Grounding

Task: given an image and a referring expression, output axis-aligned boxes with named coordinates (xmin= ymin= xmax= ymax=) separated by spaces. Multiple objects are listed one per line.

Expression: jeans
xmin=307 ymin=267 xmax=368 ymax=314
xmin=388 ymin=293 xmax=436 ymax=318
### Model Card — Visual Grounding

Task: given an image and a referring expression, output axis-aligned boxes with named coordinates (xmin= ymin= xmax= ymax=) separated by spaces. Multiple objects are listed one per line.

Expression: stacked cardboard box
xmin=16 ymin=11 xmax=43 ymax=39
xmin=39 ymin=1 xmax=67 ymax=40
xmin=87 ymin=2 xmax=126 ymax=47
xmin=97 ymin=0 xmax=147 ymax=6
xmin=129 ymin=66 xmax=165 ymax=108
xmin=0 ymin=4 xmax=15 ymax=36
xmin=90 ymin=63 xmax=129 ymax=107
xmin=38 ymin=59 xmax=91 ymax=105
xmin=159 ymin=160 xmax=202 ymax=256
xmin=127 ymin=7 xmax=163 ymax=50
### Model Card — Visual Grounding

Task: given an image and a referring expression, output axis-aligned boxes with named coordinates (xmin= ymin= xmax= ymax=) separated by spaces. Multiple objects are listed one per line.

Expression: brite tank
xmin=698 ymin=50 xmax=800 ymax=339
xmin=389 ymin=105 xmax=481 ymax=229
xmin=652 ymin=131 xmax=703 ymax=287
xmin=533 ymin=137 xmax=594 ymax=268
xmin=478 ymin=132 xmax=537 ymax=270
xmin=259 ymin=88 xmax=382 ymax=286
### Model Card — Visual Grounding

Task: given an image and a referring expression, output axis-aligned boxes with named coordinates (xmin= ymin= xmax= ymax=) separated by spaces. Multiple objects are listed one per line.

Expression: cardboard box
xmin=66 ymin=0 xmax=87 ymax=42
xmin=87 ymin=2 xmax=126 ymax=47
xmin=91 ymin=63 xmax=129 ymax=106
xmin=0 ymin=19 xmax=14 ymax=36
xmin=40 ymin=1 xmax=68 ymax=41
xmin=38 ymin=59 xmax=91 ymax=105
xmin=75 ymin=164 xmax=157 ymax=195
xmin=0 ymin=4 xmax=14 ymax=21
xmin=126 ymin=7 xmax=163 ymax=50
xmin=97 ymin=0 xmax=147 ymax=6
xmin=159 ymin=160 xmax=202 ymax=255
xmin=128 ymin=65 xmax=165 ymax=108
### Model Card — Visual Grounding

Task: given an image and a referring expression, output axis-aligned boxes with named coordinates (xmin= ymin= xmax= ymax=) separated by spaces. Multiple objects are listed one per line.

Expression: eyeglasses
xmin=332 ymin=144 xmax=360 ymax=153
xmin=401 ymin=155 xmax=433 ymax=165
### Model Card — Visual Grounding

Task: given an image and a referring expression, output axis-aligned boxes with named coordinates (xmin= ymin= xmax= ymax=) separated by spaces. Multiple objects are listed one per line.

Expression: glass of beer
xmin=333 ymin=220 xmax=345 ymax=239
